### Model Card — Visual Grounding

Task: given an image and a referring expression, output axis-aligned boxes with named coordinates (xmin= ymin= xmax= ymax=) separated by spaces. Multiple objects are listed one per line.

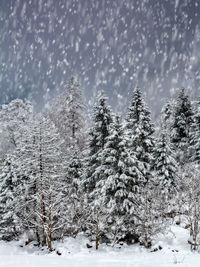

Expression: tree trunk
xmin=96 ymin=222 xmax=99 ymax=250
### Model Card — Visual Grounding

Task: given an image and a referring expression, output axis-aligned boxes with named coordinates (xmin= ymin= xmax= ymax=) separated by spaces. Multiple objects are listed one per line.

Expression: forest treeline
xmin=0 ymin=77 xmax=199 ymax=251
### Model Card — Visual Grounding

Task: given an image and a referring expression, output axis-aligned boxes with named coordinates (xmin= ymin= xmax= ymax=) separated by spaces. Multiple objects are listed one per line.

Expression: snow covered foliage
xmin=154 ymin=130 xmax=178 ymax=195
xmin=83 ymin=91 xmax=113 ymax=194
xmin=190 ymin=99 xmax=200 ymax=164
xmin=125 ymin=87 xmax=155 ymax=182
xmin=158 ymin=99 xmax=176 ymax=138
xmin=171 ymin=89 xmax=193 ymax=165
xmin=135 ymin=180 xmax=165 ymax=248
xmin=93 ymin=115 xmax=144 ymax=244
xmin=62 ymin=148 xmax=86 ymax=237
xmin=0 ymin=87 xmax=200 ymax=253
xmin=13 ymin=114 xmax=65 ymax=250
xmin=180 ymin=164 xmax=200 ymax=251
xmin=0 ymin=156 xmax=18 ymax=241
xmin=0 ymin=99 xmax=33 ymax=155
xmin=48 ymin=76 xmax=87 ymax=151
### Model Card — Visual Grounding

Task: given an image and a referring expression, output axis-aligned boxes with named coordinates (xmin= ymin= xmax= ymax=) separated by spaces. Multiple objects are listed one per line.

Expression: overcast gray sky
xmin=0 ymin=0 xmax=200 ymax=116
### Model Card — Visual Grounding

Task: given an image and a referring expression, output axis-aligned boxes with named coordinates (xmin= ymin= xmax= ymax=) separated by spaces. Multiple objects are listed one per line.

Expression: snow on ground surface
xmin=0 ymin=226 xmax=200 ymax=267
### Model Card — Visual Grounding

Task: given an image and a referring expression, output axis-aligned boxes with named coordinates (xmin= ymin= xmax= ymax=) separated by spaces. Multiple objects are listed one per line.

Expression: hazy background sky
xmin=0 ymin=0 xmax=200 ymax=117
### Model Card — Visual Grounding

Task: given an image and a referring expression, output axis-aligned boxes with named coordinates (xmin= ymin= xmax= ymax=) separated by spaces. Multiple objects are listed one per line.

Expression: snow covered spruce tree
xmin=83 ymin=90 xmax=113 ymax=194
xmin=171 ymin=88 xmax=193 ymax=165
xmin=158 ymin=99 xmax=176 ymax=139
xmin=161 ymin=100 xmax=174 ymax=125
xmin=14 ymin=114 xmax=65 ymax=250
xmin=124 ymin=87 xmax=165 ymax=247
xmin=62 ymin=147 xmax=85 ymax=238
xmin=0 ymin=156 xmax=18 ymax=241
xmin=152 ymin=128 xmax=179 ymax=226
xmin=48 ymin=76 xmax=87 ymax=151
xmin=82 ymin=91 xmax=113 ymax=248
xmin=154 ymin=130 xmax=178 ymax=196
xmin=190 ymin=98 xmax=200 ymax=165
xmin=125 ymin=86 xmax=155 ymax=183
xmin=94 ymin=115 xmax=145 ymax=246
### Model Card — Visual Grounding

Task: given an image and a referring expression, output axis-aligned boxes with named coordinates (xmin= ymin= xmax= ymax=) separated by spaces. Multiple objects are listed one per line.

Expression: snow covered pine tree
xmin=62 ymin=147 xmax=85 ymax=238
xmin=94 ymin=115 xmax=144 ymax=245
xmin=171 ymin=88 xmax=193 ymax=165
xmin=82 ymin=91 xmax=113 ymax=249
xmin=125 ymin=87 xmax=161 ymax=247
xmin=125 ymin=86 xmax=155 ymax=183
xmin=154 ymin=129 xmax=178 ymax=196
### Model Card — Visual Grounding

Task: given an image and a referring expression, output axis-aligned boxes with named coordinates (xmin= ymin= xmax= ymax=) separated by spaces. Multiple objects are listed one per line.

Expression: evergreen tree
xmin=171 ymin=88 xmax=193 ymax=165
xmin=125 ymin=87 xmax=155 ymax=182
xmin=162 ymin=101 xmax=173 ymax=124
xmin=154 ymin=130 xmax=178 ymax=195
xmin=62 ymin=148 xmax=85 ymax=237
xmin=83 ymin=91 xmax=113 ymax=194
xmin=81 ymin=91 xmax=113 ymax=248
xmin=94 ymin=115 xmax=145 ymax=244
xmin=190 ymin=99 xmax=200 ymax=164
xmin=159 ymin=99 xmax=175 ymax=138
xmin=0 ymin=156 xmax=18 ymax=240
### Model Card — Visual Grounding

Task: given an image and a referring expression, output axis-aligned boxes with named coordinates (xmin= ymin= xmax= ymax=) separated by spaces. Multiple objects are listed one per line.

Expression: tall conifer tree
xmin=83 ymin=91 xmax=113 ymax=194
xmin=154 ymin=130 xmax=178 ymax=195
xmin=190 ymin=99 xmax=200 ymax=164
xmin=171 ymin=88 xmax=193 ymax=165
xmin=125 ymin=87 xmax=155 ymax=182
xmin=94 ymin=115 xmax=144 ymax=243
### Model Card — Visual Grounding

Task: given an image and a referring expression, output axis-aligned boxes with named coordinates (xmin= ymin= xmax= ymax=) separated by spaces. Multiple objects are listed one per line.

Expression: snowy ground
xmin=0 ymin=226 xmax=200 ymax=267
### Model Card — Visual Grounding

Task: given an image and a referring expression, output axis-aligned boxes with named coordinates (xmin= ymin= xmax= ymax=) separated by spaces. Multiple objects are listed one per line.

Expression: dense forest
xmin=0 ymin=77 xmax=199 ymax=252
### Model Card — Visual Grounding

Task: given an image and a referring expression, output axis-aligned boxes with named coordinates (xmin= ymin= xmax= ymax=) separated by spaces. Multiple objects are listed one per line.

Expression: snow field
xmin=0 ymin=226 xmax=200 ymax=267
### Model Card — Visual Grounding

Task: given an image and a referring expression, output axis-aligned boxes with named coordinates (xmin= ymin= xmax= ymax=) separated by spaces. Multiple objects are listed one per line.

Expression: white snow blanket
xmin=0 ymin=226 xmax=199 ymax=267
